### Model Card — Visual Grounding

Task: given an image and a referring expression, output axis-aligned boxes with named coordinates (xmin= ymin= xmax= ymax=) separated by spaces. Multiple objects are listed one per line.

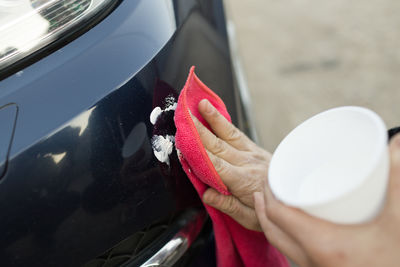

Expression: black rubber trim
xmin=388 ymin=127 xmax=400 ymax=141
xmin=0 ymin=0 xmax=121 ymax=81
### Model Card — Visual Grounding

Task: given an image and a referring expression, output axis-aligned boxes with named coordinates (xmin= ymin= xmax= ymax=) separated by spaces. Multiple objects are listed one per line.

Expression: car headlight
xmin=0 ymin=0 xmax=118 ymax=72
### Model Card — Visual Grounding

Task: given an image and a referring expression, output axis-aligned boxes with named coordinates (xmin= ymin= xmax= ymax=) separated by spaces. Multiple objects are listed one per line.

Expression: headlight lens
xmin=0 ymin=0 xmax=117 ymax=71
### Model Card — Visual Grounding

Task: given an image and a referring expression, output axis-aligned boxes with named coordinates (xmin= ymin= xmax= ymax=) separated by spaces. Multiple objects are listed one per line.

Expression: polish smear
xmin=150 ymin=107 xmax=162 ymax=125
xmin=150 ymin=95 xmax=177 ymax=165
xmin=151 ymin=135 xmax=175 ymax=165
xmin=149 ymin=96 xmax=177 ymax=125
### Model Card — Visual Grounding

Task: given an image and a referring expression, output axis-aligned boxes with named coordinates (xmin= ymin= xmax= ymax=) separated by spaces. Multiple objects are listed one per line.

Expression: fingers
xmin=191 ymin=112 xmax=246 ymax=165
xmin=203 ymin=188 xmax=261 ymax=231
xmin=258 ymin=184 xmax=351 ymax=267
xmin=205 ymin=150 xmax=245 ymax=191
xmin=386 ymin=134 xmax=400 ymax=211
xmin=198 ymin=99 xmax=256 ymax=151
xmin=261 ymin=179 xmax=339 ymax=253
xmin=254 ymin=192 xmax=311 ymax=267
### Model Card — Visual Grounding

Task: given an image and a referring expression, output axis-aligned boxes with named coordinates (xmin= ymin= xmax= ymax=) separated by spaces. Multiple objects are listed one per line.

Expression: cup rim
xmin=268 ymin=106 xmax=388 ymax=208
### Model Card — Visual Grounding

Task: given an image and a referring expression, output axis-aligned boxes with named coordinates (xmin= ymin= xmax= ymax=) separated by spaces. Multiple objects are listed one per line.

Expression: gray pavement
xmin=226 ymin=0 xmax=400 ymax=151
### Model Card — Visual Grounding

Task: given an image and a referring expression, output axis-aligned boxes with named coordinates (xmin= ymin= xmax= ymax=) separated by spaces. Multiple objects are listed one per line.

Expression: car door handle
xmin=139 ymin=209 xmax=207 ymax=267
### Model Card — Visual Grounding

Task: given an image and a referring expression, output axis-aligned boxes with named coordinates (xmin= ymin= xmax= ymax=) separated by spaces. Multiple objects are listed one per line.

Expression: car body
xmin=0 ymin=0 xmax=254 ymax=266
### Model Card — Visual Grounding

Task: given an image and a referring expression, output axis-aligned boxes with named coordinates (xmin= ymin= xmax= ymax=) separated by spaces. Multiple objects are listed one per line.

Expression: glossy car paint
xmin=0 ymin=0 xmax=246 ymax=266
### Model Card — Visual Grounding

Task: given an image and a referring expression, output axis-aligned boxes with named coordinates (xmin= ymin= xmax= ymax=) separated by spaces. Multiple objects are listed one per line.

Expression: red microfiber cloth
xmin=174 ymin=66 xmax=289 ymax=267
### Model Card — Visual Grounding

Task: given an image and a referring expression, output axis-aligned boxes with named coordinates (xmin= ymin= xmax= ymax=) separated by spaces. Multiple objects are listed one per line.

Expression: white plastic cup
xmin=268 ymin=106 xmax=389 ymax=224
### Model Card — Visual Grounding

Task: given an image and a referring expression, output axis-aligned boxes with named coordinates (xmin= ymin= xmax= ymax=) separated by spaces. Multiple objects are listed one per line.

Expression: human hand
xmin=254 ymin=134 xmax=400 ymax=267
xmin=191 ymin=99 xmax=270 ymax=231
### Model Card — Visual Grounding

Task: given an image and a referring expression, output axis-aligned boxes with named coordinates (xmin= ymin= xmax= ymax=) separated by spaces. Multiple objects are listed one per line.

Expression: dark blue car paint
xmin=0 ymin=103 xmax=18 ymax=178
xmin=0 ymin=0 xmax=245 ymax=266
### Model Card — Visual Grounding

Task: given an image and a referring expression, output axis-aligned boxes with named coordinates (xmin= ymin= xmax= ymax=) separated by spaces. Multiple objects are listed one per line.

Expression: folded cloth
xmin=174 ymin=66 xmax=289 ymax=267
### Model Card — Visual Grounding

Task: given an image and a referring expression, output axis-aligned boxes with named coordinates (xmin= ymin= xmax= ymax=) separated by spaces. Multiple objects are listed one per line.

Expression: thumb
xmin=203 ymin=188 xmax=261 ymax=231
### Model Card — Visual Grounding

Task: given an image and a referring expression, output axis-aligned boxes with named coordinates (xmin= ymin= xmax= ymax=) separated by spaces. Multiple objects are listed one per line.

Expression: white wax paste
xmin=151 ymin=135 xmax=175 ymax=165
xmin=165 ymin=95 xmax=176 ymax=107
xmin=150 ymin=107 xmax=162 ymax=125
xmin=150 ymin=95 xmax=178 ymax=165
xmin=176 ymin=148 xmax=182 ymax=159
xmin=297 ymin=157 xmax=363 ymax=203
xmin=165 ymin=102 xmax=177 ymax=112
xmin=149 ymin=96 xmax=177 ymax=125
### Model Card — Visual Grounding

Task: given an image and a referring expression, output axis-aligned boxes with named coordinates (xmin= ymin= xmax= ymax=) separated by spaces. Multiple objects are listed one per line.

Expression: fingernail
xmin=203 ymin=193 xmax=211 ymax=204
xmin=203 ymin=190 xmax=216 ymax=205
xmin=202 ymin=99 xmax=213 ymax=114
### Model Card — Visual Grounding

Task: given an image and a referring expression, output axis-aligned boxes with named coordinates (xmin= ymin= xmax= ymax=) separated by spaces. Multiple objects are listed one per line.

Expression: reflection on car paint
xmin=150 ymin=93 xmax=178 ymax=166
xmin=0 ymin=0 xmax=240 ymax=265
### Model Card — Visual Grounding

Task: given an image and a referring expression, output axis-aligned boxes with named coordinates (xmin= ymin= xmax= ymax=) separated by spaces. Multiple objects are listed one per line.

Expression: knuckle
xmin=212 ymin=156 xmax=222 ymax=172
xmin=224 ymin=196 xmax=240 ymax=215
xmin=211 ymin=108 xmax=220 ymax=120
xmin=239 ymin=156 xmax=251 ymax=166
xmin=212 ymin=137 xmax=225 ymax=155
xmin=212 ymin=156 xmax=226 ymax=175
xmin=205 ymin=191 xmax=219 ymax=205
xmin=227 ymin=127 xmax=242 ymax=142
xmin=262 ymin=150 xmax=272 ymax=161
xmin=248 ymin=151 xmax=261 ymax=161
xmin=250 ymin=151 xmax=270 ymax=162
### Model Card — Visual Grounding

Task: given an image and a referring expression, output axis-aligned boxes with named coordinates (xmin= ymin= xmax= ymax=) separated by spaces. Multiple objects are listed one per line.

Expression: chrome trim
xmin=226 ymin=19 xmax=260 ymax=144
xmin=139 ymin=210 xmax=207 ymax=267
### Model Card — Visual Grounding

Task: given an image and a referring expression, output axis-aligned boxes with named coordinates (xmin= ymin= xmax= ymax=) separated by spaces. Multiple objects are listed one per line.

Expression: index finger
xmin=198 ymin=99 xmax=256 ymax=151
xmin=190 ymin=112 xmax=247 ymax=165
xmin=262 ymin=179 xmax=342 ymax=251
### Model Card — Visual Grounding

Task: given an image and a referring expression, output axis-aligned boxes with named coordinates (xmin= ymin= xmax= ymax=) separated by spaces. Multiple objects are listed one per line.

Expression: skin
xmin=192 ymin=98 xmax=400 ymax=267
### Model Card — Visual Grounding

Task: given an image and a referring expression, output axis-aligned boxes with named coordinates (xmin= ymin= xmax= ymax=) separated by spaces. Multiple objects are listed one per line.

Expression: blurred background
xmin=226 ymin=0 xmax=400 ymax=151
